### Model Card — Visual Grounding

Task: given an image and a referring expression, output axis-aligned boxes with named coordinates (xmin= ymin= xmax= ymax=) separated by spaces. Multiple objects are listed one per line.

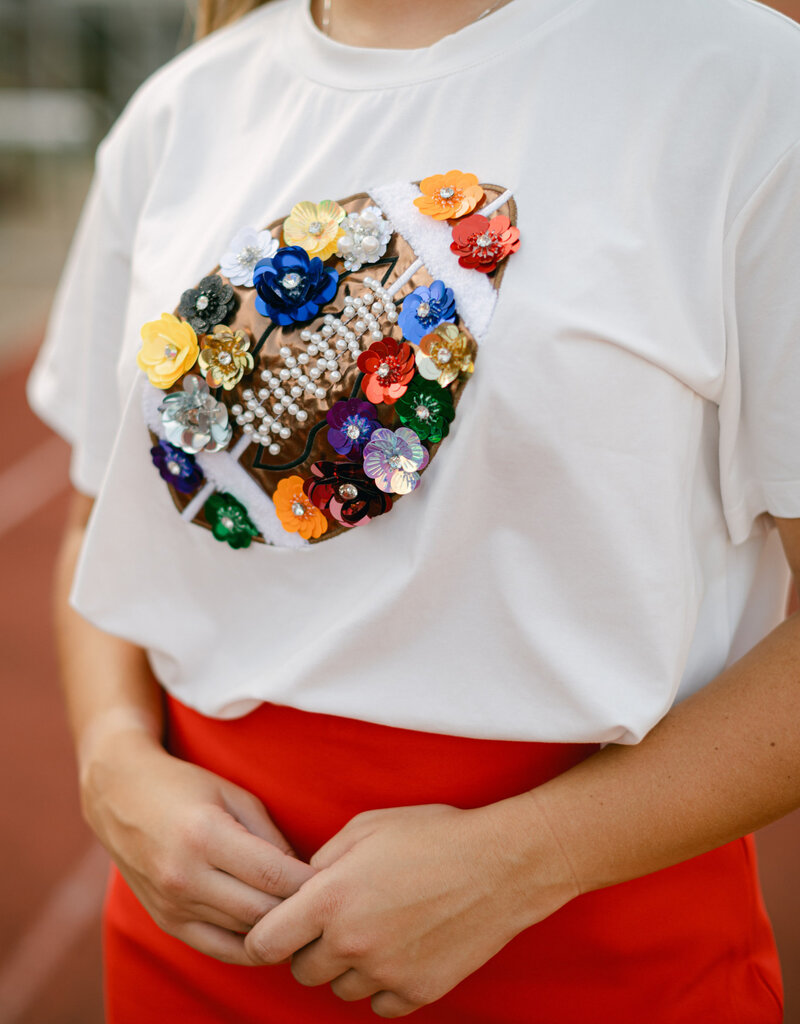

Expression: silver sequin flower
xmin=159 ymin=375 xmax=232 ymax=454
xmin=335 ymin=206 xmax=393 ymax=272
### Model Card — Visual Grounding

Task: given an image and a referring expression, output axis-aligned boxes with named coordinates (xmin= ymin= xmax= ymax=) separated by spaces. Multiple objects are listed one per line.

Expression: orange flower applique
xmin=413 ymin=171 xmax=484 ymax=221
xmin=274 ymin=476 xmax=328 ymax=539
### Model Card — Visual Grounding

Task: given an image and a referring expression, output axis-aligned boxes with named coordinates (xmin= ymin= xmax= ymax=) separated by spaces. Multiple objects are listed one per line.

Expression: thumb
xmin=221 ymin=780 xmax=297 ymax=857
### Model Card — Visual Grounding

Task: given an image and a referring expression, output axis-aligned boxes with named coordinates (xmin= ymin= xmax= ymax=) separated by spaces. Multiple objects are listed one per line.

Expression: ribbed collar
xmin=279 ymin=0 xmax=587 ymax=90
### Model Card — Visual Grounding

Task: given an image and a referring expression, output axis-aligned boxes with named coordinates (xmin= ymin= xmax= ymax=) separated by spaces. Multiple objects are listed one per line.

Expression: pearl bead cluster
xmin=230 ymin=277 xmax=399 ymax=456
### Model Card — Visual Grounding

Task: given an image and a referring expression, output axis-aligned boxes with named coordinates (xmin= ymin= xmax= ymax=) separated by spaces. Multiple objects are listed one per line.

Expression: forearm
xmin=513 ymin=608 xmax=800 ymax=900
xmin=54 ymin=491 xmax=165 ymax=780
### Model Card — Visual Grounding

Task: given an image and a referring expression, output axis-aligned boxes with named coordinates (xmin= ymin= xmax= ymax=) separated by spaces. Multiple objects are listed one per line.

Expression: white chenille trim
xmin=368 ymin=181 xmax=511 ymax=342
xmin=141 ymin=381 xmax=307 ymax=549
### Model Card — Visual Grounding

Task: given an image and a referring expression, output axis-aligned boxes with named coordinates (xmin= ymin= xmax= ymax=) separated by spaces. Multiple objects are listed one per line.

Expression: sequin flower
xmin=150 ymin=440 xmax=204 ymax=494
xmin=204 ymin=492 xmax=259 ymax=549
xmin=397 ymin=280 xmax=456 ymax=345
xmin=417 ymin=324 xmax=475 ymax=388
xmin=274 ymin=476 xmax=328 ymax=539
xmin=326 ymin=399 xmax=381 ymax=456
xmin=178 ymin=274 xmax=237 ymax=334
xmin=395 ymin=375 xmax=455 ymax=443
xmin=282 ymin=200 xmax=346 ymax=261
xmin=198 ymin=325 xmax=254 ymax=390
xmin=362 ymin=427 xmax=429 ymax=494
xmin=335 ymin=206 xmax=393 ymax=271
xmin=137 ymin=313 xmax=199 ymax=389
xmin=220 ymin=226 xmax=279 ymax=286
xmin=450 ymin=213 xmax=520 ymax=273
xmin=413 ymin=171 xmax=484 ymax=221
xmin=159 ymin=375 xmax=233 ymax=454
xmin=356 ymin=338 xmax=416 ymax=406
xmin=304 ymin=461 xmax=392 ymax=528
xmin=253 ymin=246 xmax=338 ymax=326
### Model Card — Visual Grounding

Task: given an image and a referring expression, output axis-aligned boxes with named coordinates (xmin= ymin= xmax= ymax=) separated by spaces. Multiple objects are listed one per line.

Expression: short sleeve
xmin=719 ymin=138 xmax=800 ymax=545
xmin=26 ymin=108 xmax=146 ymax=497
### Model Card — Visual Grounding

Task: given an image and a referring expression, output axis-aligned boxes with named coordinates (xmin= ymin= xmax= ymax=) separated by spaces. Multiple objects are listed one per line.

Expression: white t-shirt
xmin=28 ymin=0 xmax=800 ymax=742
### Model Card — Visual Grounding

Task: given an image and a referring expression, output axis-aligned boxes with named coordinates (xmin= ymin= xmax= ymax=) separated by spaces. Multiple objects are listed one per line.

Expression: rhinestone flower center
xmin=220 ymin=515 xmax=235 ymax=531
xmin=475 ymin=232 xmax=493 ymax=248
xmin=195 ymin=295 xmax=209 ymax=311
xmin=291 ymin=500 xmax=307 ymax=517
xmin=163 ymin=344 xmax=178 ymax=360
xmin=281 ymin=272 xmax=302 ymax=290
xmin=346 ymin=423 xmax=362 ymax=439
xmin=166 ymin=460 xmax=182 ymax=475
xmin=338 ymin=483 xmax=358 ymax=500
xmin=388 ymin=454 xmax=402 ymax=468
xmin=416 ymin=302 xmax=430 ymax=319
xmin=307 ymin=221 xmax=323 ymax=236
xmin=376 ymin=362 xmax=391 ymax=378
xmin=239 ymin=245 xmax=261 ymax=264
xmin=415 ymin=404 xmax=431 ymax=420
xmin=217 ymin=351 xmax=232 ymax=365
xmin=438 ymin=187 xmax=455 ymax=200
xmin=438 ymin=347 xmax=452 ymax=363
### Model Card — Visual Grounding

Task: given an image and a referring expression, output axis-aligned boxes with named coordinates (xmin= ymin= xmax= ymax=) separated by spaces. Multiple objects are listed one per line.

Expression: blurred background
xmin=1 ymin=0 xmax=799 ymax=1021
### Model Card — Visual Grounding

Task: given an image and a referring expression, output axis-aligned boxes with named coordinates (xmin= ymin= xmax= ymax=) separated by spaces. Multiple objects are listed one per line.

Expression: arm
xmin=244 ymin=517 xmax=800 ymax=1016
xmin=56 ymin=488 xmax=314 ymax=964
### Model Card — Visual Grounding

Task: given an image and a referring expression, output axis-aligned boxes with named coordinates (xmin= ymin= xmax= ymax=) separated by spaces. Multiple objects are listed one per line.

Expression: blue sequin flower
xmin=150 ymin=440 xmax=204 ymax=493
xmin=397 ymin=280 xmax=456 ymax=345
xmin=326 ymin=399 xmax=381 ymax=456
xmin=253 ymin=246 xmax=338 ymax=326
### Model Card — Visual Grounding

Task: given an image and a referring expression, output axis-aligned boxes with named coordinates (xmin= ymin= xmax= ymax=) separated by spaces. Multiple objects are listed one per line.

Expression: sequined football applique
xmin=139 ymin=173 xmax=519 ymax=548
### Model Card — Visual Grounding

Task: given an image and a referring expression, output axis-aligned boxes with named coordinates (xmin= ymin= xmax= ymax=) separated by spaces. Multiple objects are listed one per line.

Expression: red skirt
xmin=104 ymin=696 xmax=783 ymax=1023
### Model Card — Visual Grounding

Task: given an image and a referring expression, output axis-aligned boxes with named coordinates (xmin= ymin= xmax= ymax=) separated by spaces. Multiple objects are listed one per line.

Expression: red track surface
xmin=1 ymin=347 xmax=799 ymax=1022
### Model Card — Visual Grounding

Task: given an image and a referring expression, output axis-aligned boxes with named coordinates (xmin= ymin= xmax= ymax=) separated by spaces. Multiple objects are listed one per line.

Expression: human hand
xmin=80 ymin=727 xmax=315 ymax=965
xmin=244 ymin=799 xmax=578 ymax=1016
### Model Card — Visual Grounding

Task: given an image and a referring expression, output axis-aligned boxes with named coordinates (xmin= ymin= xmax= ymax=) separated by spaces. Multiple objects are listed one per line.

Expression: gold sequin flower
xmin=198 ymin=325 xmax=254 ymax=390
xmin=137 ymin=312 xmax=199 ymax=389
xmin=274 ymin=476 xmax=328 ymax=540
xmin=416 ymin=323 xmax=475 ymax=388
xmin=413 ymin=171 xmax=484 ymax=221
xmin=282 ymin=200 xmax=346 ymax=260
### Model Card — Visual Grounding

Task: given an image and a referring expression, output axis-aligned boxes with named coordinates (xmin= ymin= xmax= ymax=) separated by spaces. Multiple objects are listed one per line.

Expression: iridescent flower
xmin=204 ymin=492 xmax=259 ymax=549
xmin=326 ymin=399 xmax=381 ymax=456
xmin=137 ymin=313 xmax=199 ymax=389
xmin=450 ymin=213 xmax=520 ymax=273
xmin=356 ymin=338 xmax=416 ymax=406
xmin=416 ymin=324 xmax=475 ymax=388
xmin=159 ymin=375 xmax=233 ymax=454
xmin=413 ymin=171 xmax=484 ymax=221
xmin=397 ymin=281 xmax=456 ymax=345
xmin=150 ymin=440 xmax=204 ymax=494
xmin=253 ymin=246 xmax=338 ymax=326
xmin=198 ymin=325 xmax=254 ymax=390
xmin=274 ymin=476 xmax=328 ymax=539
xmin=335 ymin=206 xmax=393 ymax=272
xmin=178 ymin=274 xmax=237 ymax=334
xmin=283 ymin=200 xmax=346 ymax=260
xmin=220 ymin=226 xmax=279 ymax=286
xmin=304 ymin=460 xmax=392 ymax=528
xmin=362 ymin=427 xmax=429 ymax=495
xmin=395 ymin=375 xmax=455 ymax=443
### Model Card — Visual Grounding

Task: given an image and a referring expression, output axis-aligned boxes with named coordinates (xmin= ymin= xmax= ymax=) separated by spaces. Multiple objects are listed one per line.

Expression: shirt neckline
xmin=283 ymin=0 xmax=587 ymax=90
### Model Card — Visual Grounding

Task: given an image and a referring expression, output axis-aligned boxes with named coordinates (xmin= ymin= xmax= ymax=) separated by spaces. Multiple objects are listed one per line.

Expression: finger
xmin=245 ymin=887 xmax=322 ymax=965
xmin=200 ymin=869 xmax=282 ymax=927
xmin=291 ymin=940 xmax=349 ymax=987
xmin=310 ymin=816 xmax=374 ymax=870
xmin=207 ymin=823 xmax=316 ymax=898
xmin=330 ymin=968 xmax=381 ymax=1002
xmin=221 ymin=785 xmax=296 ymax=855
xmin=371 ymin=991 xmax=421 ymax=1018
xmin=176 ymin=920 xmax=260 ymax=966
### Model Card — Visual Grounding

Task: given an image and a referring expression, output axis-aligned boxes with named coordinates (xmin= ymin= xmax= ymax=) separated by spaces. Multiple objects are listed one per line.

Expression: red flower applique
xmin=449 ymin=213 xmax=520 ymax=273
xmin=356 ymin=338 xmax=416 ymax=405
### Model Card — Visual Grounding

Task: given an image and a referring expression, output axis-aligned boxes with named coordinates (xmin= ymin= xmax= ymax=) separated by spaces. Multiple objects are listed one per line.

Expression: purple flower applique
xmin=150 ymin=440 xmax=204 ymax=494
xmin=326 ymin=399 xmax=381 ymax=456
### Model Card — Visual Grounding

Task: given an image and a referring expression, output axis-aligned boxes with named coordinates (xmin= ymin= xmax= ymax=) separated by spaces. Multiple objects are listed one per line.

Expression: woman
xmin=29 ymin=0 xmax=800 ymax=1019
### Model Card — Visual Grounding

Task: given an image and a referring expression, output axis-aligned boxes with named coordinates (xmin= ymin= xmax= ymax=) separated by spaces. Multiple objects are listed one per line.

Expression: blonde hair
xmin=194 ymin=0 xmax=273 ymax=38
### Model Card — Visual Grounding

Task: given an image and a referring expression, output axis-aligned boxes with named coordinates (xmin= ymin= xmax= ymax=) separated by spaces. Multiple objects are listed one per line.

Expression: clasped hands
xmin=84 ymin=735 xmax=576 ymax=1019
